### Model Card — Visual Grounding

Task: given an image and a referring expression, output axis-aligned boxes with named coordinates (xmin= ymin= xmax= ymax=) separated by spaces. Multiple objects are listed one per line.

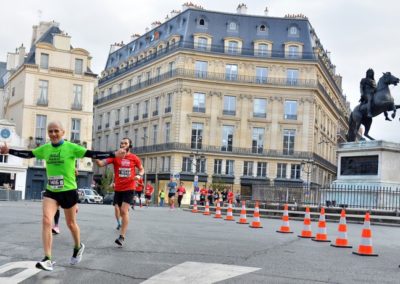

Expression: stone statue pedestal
xmin=333 ymin=140 xmax=400 ymax=187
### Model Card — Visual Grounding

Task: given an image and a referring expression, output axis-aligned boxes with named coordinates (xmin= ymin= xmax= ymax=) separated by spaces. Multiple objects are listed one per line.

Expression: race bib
xmin=119 ymin=168 xmax=131 ymax=177
xmin=48 ymin=175 xmax=64 ymax=189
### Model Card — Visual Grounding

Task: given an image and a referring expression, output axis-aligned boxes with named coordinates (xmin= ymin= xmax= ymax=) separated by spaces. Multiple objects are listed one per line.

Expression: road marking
xmin=0 ymin=261 xmax=41 ymax=284
xmin=142 ymin=261 xmax=260 ymax=284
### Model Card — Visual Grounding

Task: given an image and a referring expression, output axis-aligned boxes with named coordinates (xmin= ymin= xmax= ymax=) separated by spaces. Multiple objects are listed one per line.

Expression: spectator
xmin=227 ymin=189 xmax=234 ymax=205
xmin=159 ymin=189 xmax=165 ymax=207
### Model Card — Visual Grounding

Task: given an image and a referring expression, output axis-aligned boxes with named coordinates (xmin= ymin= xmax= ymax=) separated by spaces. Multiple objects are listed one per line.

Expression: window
xmin=125 ymin=106 xmax=130 ymax=123
xmin=291 ymin=164 xmax=301 ymax=179
xmin=98 ymin=114 xmax=103 ymax=130
xmin=228 ymin=22 xmax=237 ymax=31
xmin=256 ymin=67 xmax=268 ymax=84
xmin=165 ymin=93 xmax=172 ymax=113
xmin=106 ymin=112 xmax=110 ymax=128
xmin=253 ymin=98 xmax=267 ymax=118
xmin=193 ymin=156 xmax=206 ymax=174
xmin=259 ymin=25 xmax=267 ymax=32
xmin=105 ymin=135 xmax=109 ymax=150
xmin=38 ymin=80 xmax=48 ymax=105
xmin=214 ymin=159 xmax=222 ymax=174
xmin=182 ymin=157 xmax=192 ymax=172
xmin=115 ymin=133 xmax=119 ymax=149
xmin=283 ymin=129 xmax=296 ymax=155
xmin=225 ymin=64 xmax=238 ymax=81
xmin=284 ymin=100 xmax=297 ymax=120
xmin=162 ymin=156 xmax=171 ymax=172
xmin=223 ymin=96 xmax=236 ymax=116
xmin=135 ymin=103 xmax=140 ymax=120
xmin=137 ymin=75 xmax=142 ymax=86
xmin=193 ymin=93 xmax=206 ymax=113
xmin=277 ymin=163 xmax=287 ymax=178
xmin=191 ymin=123 xmax=203 ymax=149
xmin=195 ymin=61 xmax=208 ymax=78
xmin=142 ymin=127 xmax=148 ymax=146
xmin=168 ymin=61 xmax=176 ymax=76
xmin=133 ymin=129 xmax=138 ymax=148
xmin=243 ymin=161 xmax=254 ymax=176
xmin=252 ymin=127 xmax=264 ymax=154
xmin=165 ymin=122 xmax=170 ymax=143
xmin=153 ymin=97 xmax=160 ymax=116
xmin=40 ymin=53 xmax=49 ymax=69
xmin=35 ymin=115 xmax=47 ymax=144
xmin=227 ymin=41 xmax=239 ymax=54
xmin=75 ymin=59 xmax=83 ymax=74
xmin=289 ymin=26 xmax=299 ymax=36
xmin=287 ymin=69 xmax=298 ymax=85
xmin=146 ymin=71 xmax=151 ymax=85
xmin=221 ymin=125 xmax=234 ymax=152
xmin=196 ymin=37 xmax=208 ymax=50
xmin=257 ymin=162 xmax=267 ymax=177
xmin=288 ymin=45 xmax=300 ymax=59
xmin=72 ymin=85 xmax=82 ymax=109
xmin=257 ymin=44 xmax=269 ymax=57
xmin=71 ymin=118 xmax=81 ymax=143
xmin=143 ymin=100 xmax=149 ymax=118
xmin=226 ymin=160 xmax=234 ymax=175
xmin=152 ymin=125 xmax=158 ymax=144
xmin=115 ymin=109 xmax=120 ymax=125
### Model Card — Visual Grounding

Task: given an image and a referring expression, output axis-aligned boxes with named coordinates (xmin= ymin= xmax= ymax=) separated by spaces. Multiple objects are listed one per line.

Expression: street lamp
xmin=190 ymin=150 xmax=205 ymax=203
xmin=301 ymin=158 xmax=315 ymax=194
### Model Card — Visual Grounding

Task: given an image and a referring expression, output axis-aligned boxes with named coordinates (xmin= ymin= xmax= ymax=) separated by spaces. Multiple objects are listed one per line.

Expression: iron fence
xmin=251 ymin=184 xmax=400 ymax=211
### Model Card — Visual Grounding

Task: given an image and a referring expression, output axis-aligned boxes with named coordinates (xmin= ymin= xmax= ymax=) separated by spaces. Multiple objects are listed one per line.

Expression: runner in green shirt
xmin=0 ymin=121 xmax=126 ymax=271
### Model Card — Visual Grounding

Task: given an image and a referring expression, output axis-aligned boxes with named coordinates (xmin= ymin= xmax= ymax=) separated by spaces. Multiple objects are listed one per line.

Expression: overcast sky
xmin=1 ymin=0 xmax=399 ymax=142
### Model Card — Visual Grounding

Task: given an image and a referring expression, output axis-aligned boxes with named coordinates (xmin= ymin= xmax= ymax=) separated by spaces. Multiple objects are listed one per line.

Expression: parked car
xmin=79 ymin=188 xmax=103 ymax=204
xmin=77 ymin=189 xmax=85 ymax=203
xmin=103 ymin=192 xmax=115 ymax=205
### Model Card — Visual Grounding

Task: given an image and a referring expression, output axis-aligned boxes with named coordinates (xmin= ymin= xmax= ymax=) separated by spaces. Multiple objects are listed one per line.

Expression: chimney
xmin=109 ymin=43 xmax=122 ymax=54
xmin=151 ymin=21 xmax=161 ymax=29
xmin=170 ymin=9 xmax=180 ymax=18
xmin=18 ymin=44 xmax=26 ymax=66
xmin=236 ymin=3 xmax=247 ymax=14
xmin=264 ymin=6 xmax=269 ymax=16
xmin=145 ymin=27 xmax=150 ymax=33
xmin=130 ymin=33 xmax=140 ymax=41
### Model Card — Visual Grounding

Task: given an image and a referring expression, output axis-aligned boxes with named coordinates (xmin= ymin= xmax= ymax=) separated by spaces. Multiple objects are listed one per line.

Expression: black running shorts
xmin=168 ymin=192 xmax=175 ymax=198
xmin=43 ymin=189 xmax=79 ymax=209
xmin=114 ymin=191 xmax=134 ymax=207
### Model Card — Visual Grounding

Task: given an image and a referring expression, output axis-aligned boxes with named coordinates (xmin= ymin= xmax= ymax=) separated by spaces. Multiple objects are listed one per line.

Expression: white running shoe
xmin=70 ymin=243 xmax=85 ymax=265
xmin=36 ymin=257 xmax=55 ymax=271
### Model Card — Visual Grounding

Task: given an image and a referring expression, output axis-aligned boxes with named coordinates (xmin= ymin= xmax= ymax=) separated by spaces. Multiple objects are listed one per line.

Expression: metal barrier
xmin=0 ymin=189 xmax=22 ymax=201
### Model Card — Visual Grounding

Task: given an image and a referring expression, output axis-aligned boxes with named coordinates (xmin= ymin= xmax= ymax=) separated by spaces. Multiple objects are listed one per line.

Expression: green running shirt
xmin=32 ymin=141 xmax=86 ymax=192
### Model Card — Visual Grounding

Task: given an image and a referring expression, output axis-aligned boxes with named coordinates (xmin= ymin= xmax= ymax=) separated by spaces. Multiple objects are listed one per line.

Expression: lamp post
xmin=141 ymin=135 xmax=149 ymax=190
xmin=190 ymin=150 xmax=205 ymax=204
xmin=301 ymin=158 xmax=315 ymax=195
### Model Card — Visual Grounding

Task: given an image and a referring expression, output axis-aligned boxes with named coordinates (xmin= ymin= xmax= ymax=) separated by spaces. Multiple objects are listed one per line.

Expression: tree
xmin=98 ymin=169 xmax=114 ymax=195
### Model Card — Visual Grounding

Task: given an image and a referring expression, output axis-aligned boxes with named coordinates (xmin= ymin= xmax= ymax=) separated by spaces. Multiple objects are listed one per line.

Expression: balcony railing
xmin=153 ymin=110 xmax=159 ymax=116
xmin=105 ymin=123 xmax=109 ymax=128
xmin=192 ymin=106 xmax=205 ymax=113
xmin=95 ymin=68 xmax=318 ymax=106
xmin=71 ymin=103 xmax=82 ymax=110
xmin=142 ymin=113 xmax=148 ymax=119
xmin=134 ymin=115 xmax=139 ymax=121
xmin=165 ymin=106 xmax=171 ymax=113
xmin=98 ymin=40 xmax=318 ymax=86
xmin=223 ymin=110 xmax=236 ymax=116
xmin=36 ymin=98 xmax=48 ymax=106
xmin=124 ymin=118 xmax=129 ymax=123
xmin=115 ymin=120 xmax=120 ymax=126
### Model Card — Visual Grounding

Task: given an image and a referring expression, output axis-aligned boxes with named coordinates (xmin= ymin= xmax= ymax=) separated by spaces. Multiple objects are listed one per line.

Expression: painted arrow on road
xmin=142 ymin=261 xmax=260 ymax=284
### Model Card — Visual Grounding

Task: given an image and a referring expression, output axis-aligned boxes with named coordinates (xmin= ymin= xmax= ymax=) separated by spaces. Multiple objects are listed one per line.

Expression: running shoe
xmin=115 ymin=235 xmax=125 ymax=246
xmin=36 ymin=257 xmax=55 ymax=271
xmin=52 ymin=226 xmax=60 ymax=235
xmin=70 ymin=243 xmax=85 ymax=265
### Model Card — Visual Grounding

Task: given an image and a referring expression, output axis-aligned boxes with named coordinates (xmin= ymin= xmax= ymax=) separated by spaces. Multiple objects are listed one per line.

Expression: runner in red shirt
xmin=144 ymin=181 xmax=154 ymax=207
xmin=227 ymin=190 xmax=234 ymax=205
xmin=133 ymin=177 xmax=144 ymax=208
xmin=176 ymin=182 xmax=186 ymax=208
xmin=96 ymin=138 xmax=144 ymax=246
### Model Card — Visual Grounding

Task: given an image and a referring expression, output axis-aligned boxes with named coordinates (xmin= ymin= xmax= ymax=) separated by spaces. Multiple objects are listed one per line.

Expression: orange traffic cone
xmin=224 ymin=200 xmax=235 ymax=221
xmin=214 ymin=202 xmax=222 ymax=219
xmin=298 ymin=207 xmax=314 ymax=238
xmin=191 ymin=199 xmax=198 ymax=213
xmin=203 ymin=200 xmax=210 ymax=216
xmin=352 ymin=212 xmax=378 ymax=256
xmin=249 ymin=202 xmax=263 ymax=228
xmin=237 ymin=201 xmax=249 ymax=224
xmin=276 ymin=204 xmax=293 ymax=233
xmin=312 ymin=207 xmax=331 ymax=242
xmin=331 ymin=209 xmax=352 ymax=248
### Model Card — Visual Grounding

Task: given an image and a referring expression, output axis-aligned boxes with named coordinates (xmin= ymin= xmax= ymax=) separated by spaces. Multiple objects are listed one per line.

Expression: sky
xmin=1 ymin=0 xmax=399 ymax=142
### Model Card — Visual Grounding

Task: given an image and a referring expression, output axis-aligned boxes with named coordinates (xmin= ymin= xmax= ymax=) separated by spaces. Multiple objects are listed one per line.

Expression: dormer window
xmin=288 ymin=26 xmax=299 ymax=36
xmin=228 ymin=21 xmax=238 ymax=31
xmin=199 ymin=19 xmax=205 ymax=25
xmin=260 ymin=25 xmax=266 ymax=32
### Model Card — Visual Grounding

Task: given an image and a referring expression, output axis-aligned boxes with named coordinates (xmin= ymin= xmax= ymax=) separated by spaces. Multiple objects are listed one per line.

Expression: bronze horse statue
xmin=347 ymin=72 xmax=399 ymax=142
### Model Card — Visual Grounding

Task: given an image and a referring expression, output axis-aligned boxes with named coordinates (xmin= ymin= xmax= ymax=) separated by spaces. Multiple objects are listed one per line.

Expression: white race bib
xmin=119 ymin=168 xmax=131 ymax=177
xmin=48 ymin=175 xmax=64 ymax=189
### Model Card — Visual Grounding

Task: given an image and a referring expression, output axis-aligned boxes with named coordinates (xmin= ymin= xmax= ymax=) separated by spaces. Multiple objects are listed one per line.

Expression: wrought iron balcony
xmin=165 ymin=106 xmax=171 ymax=113
xmin=71 ymin=103 xmax=82 ymax=110
xmin=36 ymin=98 xmax=48 ymax=106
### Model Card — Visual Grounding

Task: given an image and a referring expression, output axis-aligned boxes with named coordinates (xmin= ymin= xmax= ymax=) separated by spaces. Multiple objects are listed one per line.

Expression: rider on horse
xmin=359 ymin=68 xmax=376 ymax=118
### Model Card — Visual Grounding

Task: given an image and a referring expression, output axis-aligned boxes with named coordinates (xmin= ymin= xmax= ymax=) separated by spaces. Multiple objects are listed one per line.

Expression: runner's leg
xmin=42 ymin=197 xmax=59 ymax=258
xmin=64 ymin=204 xmax=80 ymax=247
xmin=120 ymin=202 xmax=130 ymax=237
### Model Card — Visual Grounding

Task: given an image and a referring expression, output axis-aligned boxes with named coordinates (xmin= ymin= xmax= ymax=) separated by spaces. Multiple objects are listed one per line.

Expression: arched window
xmin=260 ymin=25 xmax=266 ymax=32
xmin=229 ymin=22 xmax=237 ymax=31
xmin=199 ymin=19 xmax=205 ymax=26
xmin=289 ymin=26 xmax=299 ymax=36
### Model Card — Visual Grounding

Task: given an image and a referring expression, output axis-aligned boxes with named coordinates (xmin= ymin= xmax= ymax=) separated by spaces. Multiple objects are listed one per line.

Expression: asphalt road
xmin=0 ymin=201 xmax=399 ymax=283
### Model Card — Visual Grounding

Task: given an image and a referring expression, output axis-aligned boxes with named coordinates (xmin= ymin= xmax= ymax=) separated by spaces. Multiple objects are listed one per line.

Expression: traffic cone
xmin=352 ymin=212 xmax=378 ymax=256
xmin=298 ymin=207 xmax=314 ymax=238
xmin=276 ymin=204 xmax=293 ymax=233
xmin=191 ymin=199 xmax=198 ymax=213
xmin=214 ymin=202 xmax=222 ymax=219
xmin=249 ymin=202 xmax=263 ymax=228
xmin=203 ymin=200 xmax=210 ymax=216
xmin=224 ymin=200 xmax=235 ymax=221
xmin=331 ymin=209 xmax=352 ymax=248
xmin=312 ymin=207 xmax=331 ymax=242
xmin=237 ymin=201 xmax=249 ymax=224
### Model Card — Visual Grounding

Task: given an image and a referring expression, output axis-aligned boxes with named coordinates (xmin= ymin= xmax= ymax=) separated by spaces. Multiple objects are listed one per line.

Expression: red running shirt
xmin=106 ymin=153 xmax=142 ymax=191
xmin=145 ymin=184 xmax=154 ymax=195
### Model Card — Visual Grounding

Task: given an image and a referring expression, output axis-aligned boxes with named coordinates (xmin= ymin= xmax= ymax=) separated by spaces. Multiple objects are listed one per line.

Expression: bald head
xmin=47 ymin=121 xmax=64 ymax=131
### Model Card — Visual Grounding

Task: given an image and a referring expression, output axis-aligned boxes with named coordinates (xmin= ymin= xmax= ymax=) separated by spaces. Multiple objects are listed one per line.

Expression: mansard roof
xmin=25 ymin=26 xmax=62 ymax=64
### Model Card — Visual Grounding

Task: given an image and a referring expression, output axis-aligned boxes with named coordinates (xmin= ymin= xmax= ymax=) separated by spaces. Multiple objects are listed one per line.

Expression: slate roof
xmin=25 ymin=26 xmax=62 ymax=64
xmin=0 ymin=62 xmax=7 ymax=88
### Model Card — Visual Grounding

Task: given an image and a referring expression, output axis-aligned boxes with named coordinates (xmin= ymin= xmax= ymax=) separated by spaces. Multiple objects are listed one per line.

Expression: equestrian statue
xmin=347 ymin=69 xmax=399 ymax=142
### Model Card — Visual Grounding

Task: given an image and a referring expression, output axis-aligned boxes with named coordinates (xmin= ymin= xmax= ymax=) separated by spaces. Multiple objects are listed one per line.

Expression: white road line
xmin=142 ymin=261 xmax=260 ymax=284
xmin=0 ymin=261 xmax=41 ymax=284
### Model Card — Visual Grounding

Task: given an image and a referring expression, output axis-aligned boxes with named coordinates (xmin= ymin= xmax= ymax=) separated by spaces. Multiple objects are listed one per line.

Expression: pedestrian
xmin=235 ymin=192 xmax=241 ymax=207
xmin=144 ymin=180 xmax=154 ymax=207
xmin=0 ymin=121 xmax=126 ymax=271
xmin=167 ymin=177 xmax=177 ymax=209
xmin=177 ymin=182 xmax=186 ymax=208
xmin=132 ymin=177 xmax=144 ymax=209
xmin=95 ymin=137 xmax=144 ymax=247
xmin=207 ymin=187 xmax=214 ymax=206
xmin=159 ymin=189 xmax=165 ymax=207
